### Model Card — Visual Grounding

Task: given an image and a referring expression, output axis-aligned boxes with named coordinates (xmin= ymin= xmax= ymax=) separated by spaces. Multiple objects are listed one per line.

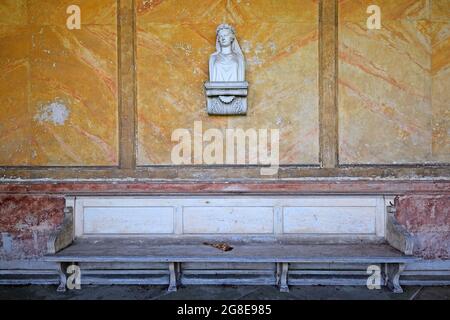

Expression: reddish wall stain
xmin=0 ymin=195 xmax=65 ymax=260
xmin=397 ymin=195 xmax=450 ymax=259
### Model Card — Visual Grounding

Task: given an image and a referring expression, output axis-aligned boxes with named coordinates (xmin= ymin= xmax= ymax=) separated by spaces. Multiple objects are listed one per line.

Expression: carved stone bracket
xmin=205 ymin=81 xmax=248 ymax=115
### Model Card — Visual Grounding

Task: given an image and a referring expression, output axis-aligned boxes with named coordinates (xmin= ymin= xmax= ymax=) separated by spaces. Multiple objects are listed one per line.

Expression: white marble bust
xmin=209 ymin=24 xmax=245 ymax=82
xmin=205 ymin=24 xmax=248 ymax=115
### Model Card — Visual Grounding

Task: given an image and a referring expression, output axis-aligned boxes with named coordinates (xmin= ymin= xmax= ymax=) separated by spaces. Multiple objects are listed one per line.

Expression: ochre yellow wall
xmin=0 ymin=0 xmax=118 ymax=166
xmin=0 ymin=0 xmax=448 ymax=167
xmin=339 ymin=0 xmax=450 ymax=164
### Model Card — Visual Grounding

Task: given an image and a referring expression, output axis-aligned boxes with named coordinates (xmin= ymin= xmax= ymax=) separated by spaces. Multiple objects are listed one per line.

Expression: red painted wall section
xmin=396 ymin=195 xmax=450 ymax=259
xmin=0 ymin=195 xmax=65 ymax=260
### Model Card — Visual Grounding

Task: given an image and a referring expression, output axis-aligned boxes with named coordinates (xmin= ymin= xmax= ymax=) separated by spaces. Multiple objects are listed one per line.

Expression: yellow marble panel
xmin=339 ymin=0 xmax=449 ymax=164
xmin=0 ymin=26 xmax=31 ymax=165
xmin=0 ymin=0 xmax=119 ymax=166
xmin=226 ymin=22 xmax=319 ymax=164
xmin=29 ymin=26 xmax=118 ymax=166
xmin=432 ymin=0 xmax=450 ymax=21
xmin=137 ymin=0 xmax=319 ymax=165
xmin=136 ymin=22 xmax=230 ymax=165
xmin=338 ymin=20 xmax=433 ymax=164
xmin=0 ymin=0 xmax=27 ymax=26
xmin=431 ymin=21 xmax=450 ymax=161
xmin=28 ymin=0 xmax=117 ymax=26
xmin=339 ymin=0 xmax=429 ymax=22
xmin=223 ymin=0 xmax=318 ymax=23
xmin=137 ymin=0 xmax=228 ymax=24
xmin=137 ymin=0 xmax=318 ymax=24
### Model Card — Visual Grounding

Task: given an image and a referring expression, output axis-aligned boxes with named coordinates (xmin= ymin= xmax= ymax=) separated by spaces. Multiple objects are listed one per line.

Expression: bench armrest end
xmin=386 ymin=205 xmax=414 ymax=256
xmin=47 ymin=206 xmax=74 ymax=255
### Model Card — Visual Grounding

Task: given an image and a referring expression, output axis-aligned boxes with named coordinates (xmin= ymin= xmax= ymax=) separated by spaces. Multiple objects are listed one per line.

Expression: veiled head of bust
xmin=216 ymin=24 xmax=236 ymax=48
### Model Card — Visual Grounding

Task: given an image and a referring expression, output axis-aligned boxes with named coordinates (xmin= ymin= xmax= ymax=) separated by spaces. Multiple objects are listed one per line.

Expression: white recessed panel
xmin=74 ymin=196 xmax=386 ymax=238
xmin=183 ymin=207 xmax=274 ymax=234
xmin=83 ymin=207 xmax=174 ymax=235
xmin=283 ymin=207 xmax=376 ymax=234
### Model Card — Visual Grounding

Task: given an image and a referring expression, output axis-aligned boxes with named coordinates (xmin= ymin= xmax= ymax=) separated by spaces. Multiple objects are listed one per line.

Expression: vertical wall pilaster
xmin=319 ymin=0 xmax=339 ymax=168
xmin=118 ymin=0 xmax=136 ymax=169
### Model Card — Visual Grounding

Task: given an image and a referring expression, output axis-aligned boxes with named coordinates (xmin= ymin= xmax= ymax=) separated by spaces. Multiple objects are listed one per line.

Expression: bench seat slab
xmin=46 ymin=239 xmax=418 ymax=293
xmin=45 ymin=239 xmax=418 ymax=264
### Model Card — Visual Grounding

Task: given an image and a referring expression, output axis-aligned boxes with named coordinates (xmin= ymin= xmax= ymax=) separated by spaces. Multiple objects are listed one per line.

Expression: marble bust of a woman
xmin=205 ymin=24 xmax=248 ymax=115
xmin=209 ymin=24 xmax=245 ymax=82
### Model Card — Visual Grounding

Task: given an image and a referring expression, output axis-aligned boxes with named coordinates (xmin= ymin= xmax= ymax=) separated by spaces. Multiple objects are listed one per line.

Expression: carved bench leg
xmin=57 ymin=262 xmax=69 ymax=292
xmin=275 ymin=263 xmax=281 ymax=286
xmin=168 ymin=262 xmax=179 ymax=293
xmin=277 ymin=263 xmax=289 ymax=293
xmin=176 ymin=261 xmax=182 ymax=285
xmin=385 ymin=263 xmax=406 ymax=294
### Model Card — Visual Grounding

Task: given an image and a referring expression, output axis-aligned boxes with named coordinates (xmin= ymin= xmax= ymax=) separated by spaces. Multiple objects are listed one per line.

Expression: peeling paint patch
xmin=34 ymin=100 xmax=70 ymax=126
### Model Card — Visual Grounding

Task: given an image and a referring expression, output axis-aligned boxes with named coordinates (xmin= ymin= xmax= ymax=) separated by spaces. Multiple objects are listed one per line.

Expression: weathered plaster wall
xmin=0 ymin=0 xmax=119 ymax=166
xmin=136 ymin=0 xmax=320 ymax=165
xmin=339 ymin=0 xmax=450 ymax=164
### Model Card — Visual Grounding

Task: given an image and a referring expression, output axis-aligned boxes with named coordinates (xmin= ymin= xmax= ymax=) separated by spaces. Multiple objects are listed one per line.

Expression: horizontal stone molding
xmin=0 ymin=181 xmax=449 ymax=196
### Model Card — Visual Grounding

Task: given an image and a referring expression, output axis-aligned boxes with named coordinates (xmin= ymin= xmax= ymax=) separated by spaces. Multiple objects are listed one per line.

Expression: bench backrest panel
xmin=71 ymin=196 xmax=388 ymax=240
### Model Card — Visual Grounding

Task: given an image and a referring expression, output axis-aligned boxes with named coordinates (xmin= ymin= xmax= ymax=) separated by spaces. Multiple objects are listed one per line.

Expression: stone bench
xmin=45 ymin=238 xmax=417 ymax=293
xmin=45 ymin=202 xmax=418 ymax=293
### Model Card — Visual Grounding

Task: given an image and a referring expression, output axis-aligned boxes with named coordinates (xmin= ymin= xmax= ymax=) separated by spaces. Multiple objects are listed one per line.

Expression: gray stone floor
xmin=0 ymin=285 xmax=449 ymax=300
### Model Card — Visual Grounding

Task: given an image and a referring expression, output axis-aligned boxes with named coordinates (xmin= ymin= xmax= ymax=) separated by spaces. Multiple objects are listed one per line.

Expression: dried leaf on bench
xmin=203 ymin=242 xmax=234 ymax=252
